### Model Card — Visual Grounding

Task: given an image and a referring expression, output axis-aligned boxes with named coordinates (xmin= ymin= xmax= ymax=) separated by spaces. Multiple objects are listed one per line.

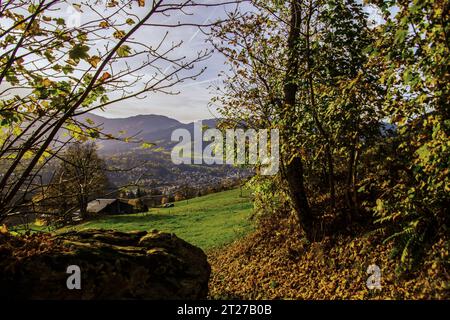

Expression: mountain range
xmin=76 ymin=113 xmax=219 ymax=154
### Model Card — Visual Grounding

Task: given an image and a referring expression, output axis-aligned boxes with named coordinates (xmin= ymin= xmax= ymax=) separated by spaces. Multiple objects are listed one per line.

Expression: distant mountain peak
xmin=75 ymin=113 xmax=219 ymax=154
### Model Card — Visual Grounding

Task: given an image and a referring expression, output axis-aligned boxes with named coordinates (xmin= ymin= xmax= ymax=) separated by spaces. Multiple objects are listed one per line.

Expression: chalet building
xmin=86 ymin=199 xmax=135 ymax=215
xmin=72 ymin=199 xmax=136 ymax=222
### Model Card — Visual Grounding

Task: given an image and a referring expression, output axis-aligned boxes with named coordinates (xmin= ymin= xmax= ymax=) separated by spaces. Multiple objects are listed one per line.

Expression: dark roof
xmin=86 ymin=199 xmax=117 ymax=213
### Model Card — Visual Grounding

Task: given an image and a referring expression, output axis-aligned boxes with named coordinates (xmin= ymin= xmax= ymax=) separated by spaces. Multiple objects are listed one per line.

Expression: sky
xmin=88 ymin=1 xmax=384 ymax=123
xmin=1 ymin=1 xmax=384 ymax=124
xmin=0 ymin=1 xmax=225 ymax=123
xmin=88 ymin=1 xmax=237 ymax=123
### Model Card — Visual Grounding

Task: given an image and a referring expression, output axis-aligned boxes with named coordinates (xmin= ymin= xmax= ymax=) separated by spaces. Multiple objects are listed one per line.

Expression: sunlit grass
xmin=59 ymin=188 xmax=254 ymax=250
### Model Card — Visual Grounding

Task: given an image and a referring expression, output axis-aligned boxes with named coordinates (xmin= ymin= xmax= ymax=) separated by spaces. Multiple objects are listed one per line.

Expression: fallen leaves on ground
xmin=208 ymin=216 xmax=449 ymax=300
xmin=0 ymin=232 xmax=69 ymax=262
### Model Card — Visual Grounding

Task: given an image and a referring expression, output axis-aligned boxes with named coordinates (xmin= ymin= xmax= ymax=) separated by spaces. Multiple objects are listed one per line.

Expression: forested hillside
xmin=210 ymin=0 xmax=449 ymax=280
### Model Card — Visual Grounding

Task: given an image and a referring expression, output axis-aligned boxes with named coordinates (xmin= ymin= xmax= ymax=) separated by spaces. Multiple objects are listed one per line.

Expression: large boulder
xmin=0 ymin=229 xmax=210 ymax=299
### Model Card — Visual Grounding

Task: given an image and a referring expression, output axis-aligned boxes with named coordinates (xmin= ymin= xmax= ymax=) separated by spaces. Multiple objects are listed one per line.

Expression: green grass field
xmin=59 ymin=188 xmax=254 ymax=250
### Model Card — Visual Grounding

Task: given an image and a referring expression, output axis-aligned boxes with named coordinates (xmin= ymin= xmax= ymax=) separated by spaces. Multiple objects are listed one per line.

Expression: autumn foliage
xmin=209 ymin=215 xmax=449 ymax=299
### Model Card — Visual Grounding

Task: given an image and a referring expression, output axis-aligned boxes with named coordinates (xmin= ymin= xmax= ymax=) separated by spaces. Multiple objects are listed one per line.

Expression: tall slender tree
xmin=212 ymin=0 xmax=383 ymax=239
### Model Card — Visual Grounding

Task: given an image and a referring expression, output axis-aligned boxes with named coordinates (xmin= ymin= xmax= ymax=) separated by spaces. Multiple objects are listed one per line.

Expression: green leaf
xmin=394 ymin=29 xmax=408 ymax=44
xmin=55 ymin=18 xmax=65 ymax=26
xmin=117 ymin=45 xmax=132 ymax=57
xmin=100 ymin=95 xmax=109 ymax=104
xmin=69 ymin=44 xmax=90 ymax=61
xmin=61 ymin=64 xmax=74 ymax=75
xmin=416 ymin=145 xmax=431 ymax=163
xmin=28 ymin=4 xmax=38 ymax=14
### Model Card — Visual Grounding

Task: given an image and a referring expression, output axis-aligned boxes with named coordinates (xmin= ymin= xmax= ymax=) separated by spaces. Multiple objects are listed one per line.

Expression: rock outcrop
xmin=0 ymin=229 xmax=210 ymax=299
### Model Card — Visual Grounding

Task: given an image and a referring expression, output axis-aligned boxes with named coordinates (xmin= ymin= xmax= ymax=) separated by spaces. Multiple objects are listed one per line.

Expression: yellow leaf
xmin=41 ymin=78 xmax=52 ymax=87
xmin=0 ymin=224 xmax=8 ymax=234
xmin=138 ymin=0 xmax=145 ymax=6
xmin=72 ymin=3 xmax=82 ymax=11
xmin=35 ymin=219 xmax=46 ymax=227
xmin=107 ymin=0 xmax=119 ymax=7
xmin=113 ymin=30 xmax=126 ymax=39
xmin=88 ymin=55 xmax=101 ymax=68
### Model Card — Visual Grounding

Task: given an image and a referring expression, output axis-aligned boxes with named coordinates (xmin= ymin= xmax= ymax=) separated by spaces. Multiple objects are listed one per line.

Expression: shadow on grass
xmin=85 ymin=212 xmax=179 ymax=226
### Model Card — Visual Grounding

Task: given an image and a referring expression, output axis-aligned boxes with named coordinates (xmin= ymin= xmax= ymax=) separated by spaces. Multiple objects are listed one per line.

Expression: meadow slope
xmin=62 ymin=188 xmax=254 ymax=250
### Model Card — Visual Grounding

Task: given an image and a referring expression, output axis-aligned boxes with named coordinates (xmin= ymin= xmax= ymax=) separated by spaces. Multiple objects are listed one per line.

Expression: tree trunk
xmin=345 ymin=141 xmax=356 ymax=222
xmin=285 ymin=157 xmax=314 ymax=235
xmin=283 ymin=0 xmax=314 ymax=240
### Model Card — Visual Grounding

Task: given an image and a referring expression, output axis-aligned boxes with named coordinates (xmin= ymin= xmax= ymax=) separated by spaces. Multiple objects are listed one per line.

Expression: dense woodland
xmin=0 ymin=0 xmax=449 ymax=299
xmin=211 ymin=0 xmax=449 ymax=274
